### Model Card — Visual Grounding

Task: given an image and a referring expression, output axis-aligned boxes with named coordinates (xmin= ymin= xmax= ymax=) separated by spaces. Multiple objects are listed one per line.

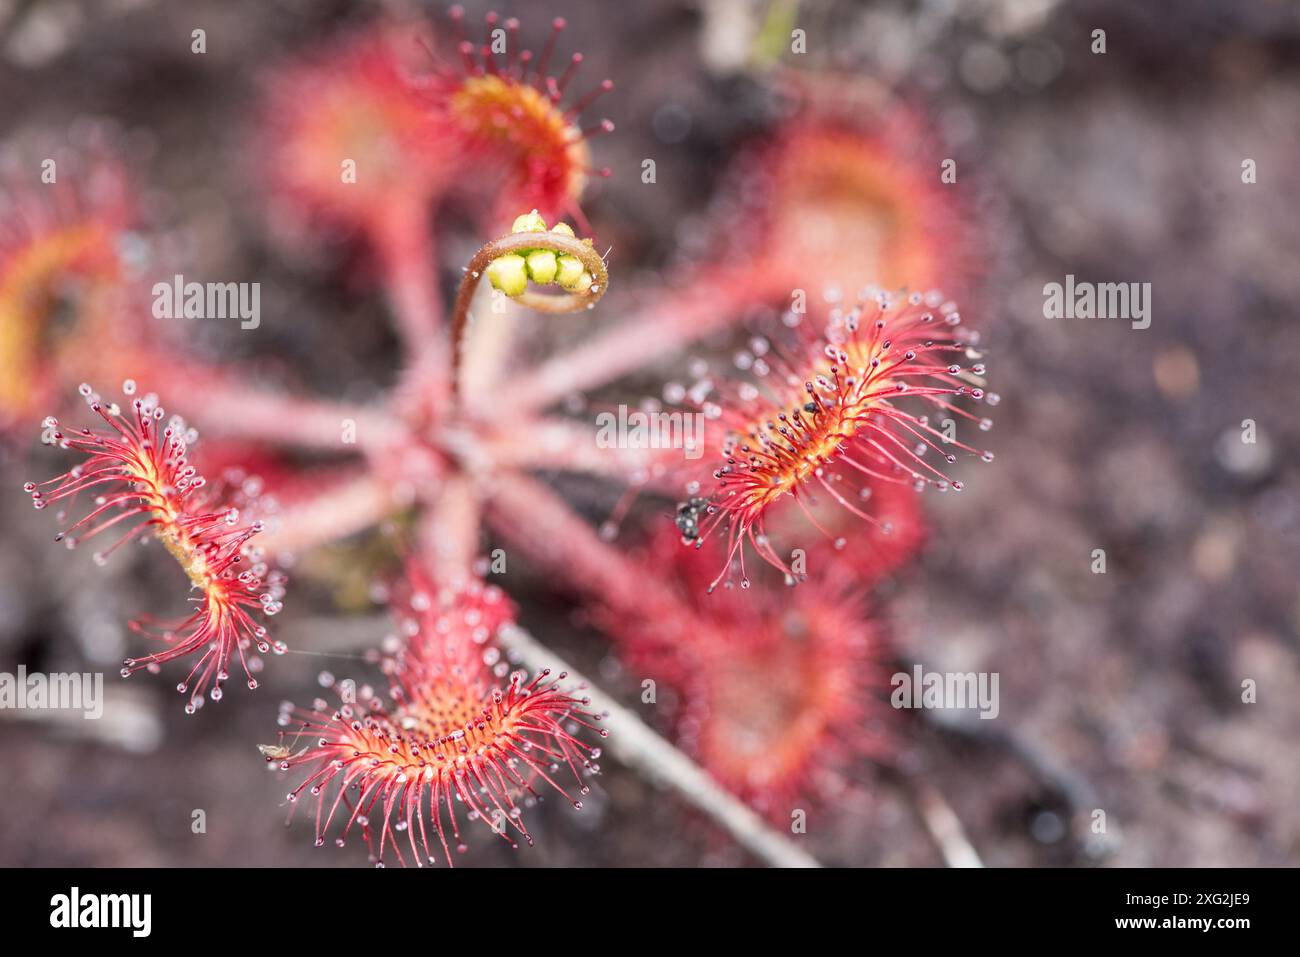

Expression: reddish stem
xmin=378 ymin=211 xmax=447 ymax=369
xmin=505 ymin=263 xmax=760 ymax=413
xmin=416 ymin=473 xmax=482 ymax=582
xmin=161 ymin=367 xmax=399 ymax=453
xmin=484 ymin=471 xmax=679 ymax=621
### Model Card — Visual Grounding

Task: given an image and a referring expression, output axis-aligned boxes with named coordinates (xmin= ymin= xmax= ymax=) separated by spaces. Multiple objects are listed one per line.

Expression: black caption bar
xmin=4 ymin=866 xmax=1282 ymax=943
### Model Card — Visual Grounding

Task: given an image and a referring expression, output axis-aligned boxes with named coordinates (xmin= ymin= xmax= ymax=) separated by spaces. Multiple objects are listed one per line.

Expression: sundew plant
xmin=43 ymin=0 xmax=1300 ymax=876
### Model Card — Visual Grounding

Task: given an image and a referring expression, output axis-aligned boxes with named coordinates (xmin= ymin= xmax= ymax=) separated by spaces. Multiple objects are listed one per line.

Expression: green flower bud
xmin=555 ymin=253 xmax=585 ymax=290
xmin=550 ymin=222 xmax=576 ymax=238
xmin=526 ymin=249 xmax=558 ymax=285
xmin=511 ymin=209 xmax=548 ymax=234
xmin=486 ymin=254 xmax=529 ymax=297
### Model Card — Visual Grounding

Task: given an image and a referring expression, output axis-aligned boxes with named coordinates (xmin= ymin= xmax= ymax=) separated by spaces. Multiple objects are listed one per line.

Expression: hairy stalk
xmin=379 ymin=211 xmax=446 ymax=368
xmin=486 ymin=471 xmax=679 ymax=615
xmin=497 ymin=622 xmax=821 ymax=868
xmin=259 ymin=471 xmax=395 ymax=554
xmin=508 ymin=265 xmax=754 ymax=413
xmin=176 ymin=376 xmax=399 ymax=453
xmin=483 ymin=417 xmax=677 ymax=486
xmin=450 ymin=230 xmax=609 ymax=399
xmin=417 ymin=472 xmax=481 ymax=581
xmin=458 ymin=285 xmax=520 ymax=401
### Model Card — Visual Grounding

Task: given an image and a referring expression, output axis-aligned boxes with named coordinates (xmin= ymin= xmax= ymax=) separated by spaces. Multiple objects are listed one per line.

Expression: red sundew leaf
xmin=0 ymin=129 xmax=159 ymax=434
xmin=274 ymin=566 xmax=604 ymax=867
xmin=380 ymin=559 xmax=516 ymax=686
xmin=435 ymin=10 xmax=613 ymax=229
xmin=707 ymin=110 xmax=976 ymax=302
xmin=257 ymin=13 xmax=611 ymax=257
xmin=598 ymin=528 xmax=896 ymax=822
xmin=673 ymin=288 xmax=995 ymax=592
xmin=23 ymin=382 xmax=287 ymax=710
xmin=258 ymin=23 xmax=456 ymax=252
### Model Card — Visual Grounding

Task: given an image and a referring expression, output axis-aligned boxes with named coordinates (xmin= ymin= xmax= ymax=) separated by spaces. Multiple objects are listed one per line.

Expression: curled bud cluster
xmin=487 ymin=209 xmax=593 ymax=296
xmin=24 ymin=382 xmax=286 ymax=710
